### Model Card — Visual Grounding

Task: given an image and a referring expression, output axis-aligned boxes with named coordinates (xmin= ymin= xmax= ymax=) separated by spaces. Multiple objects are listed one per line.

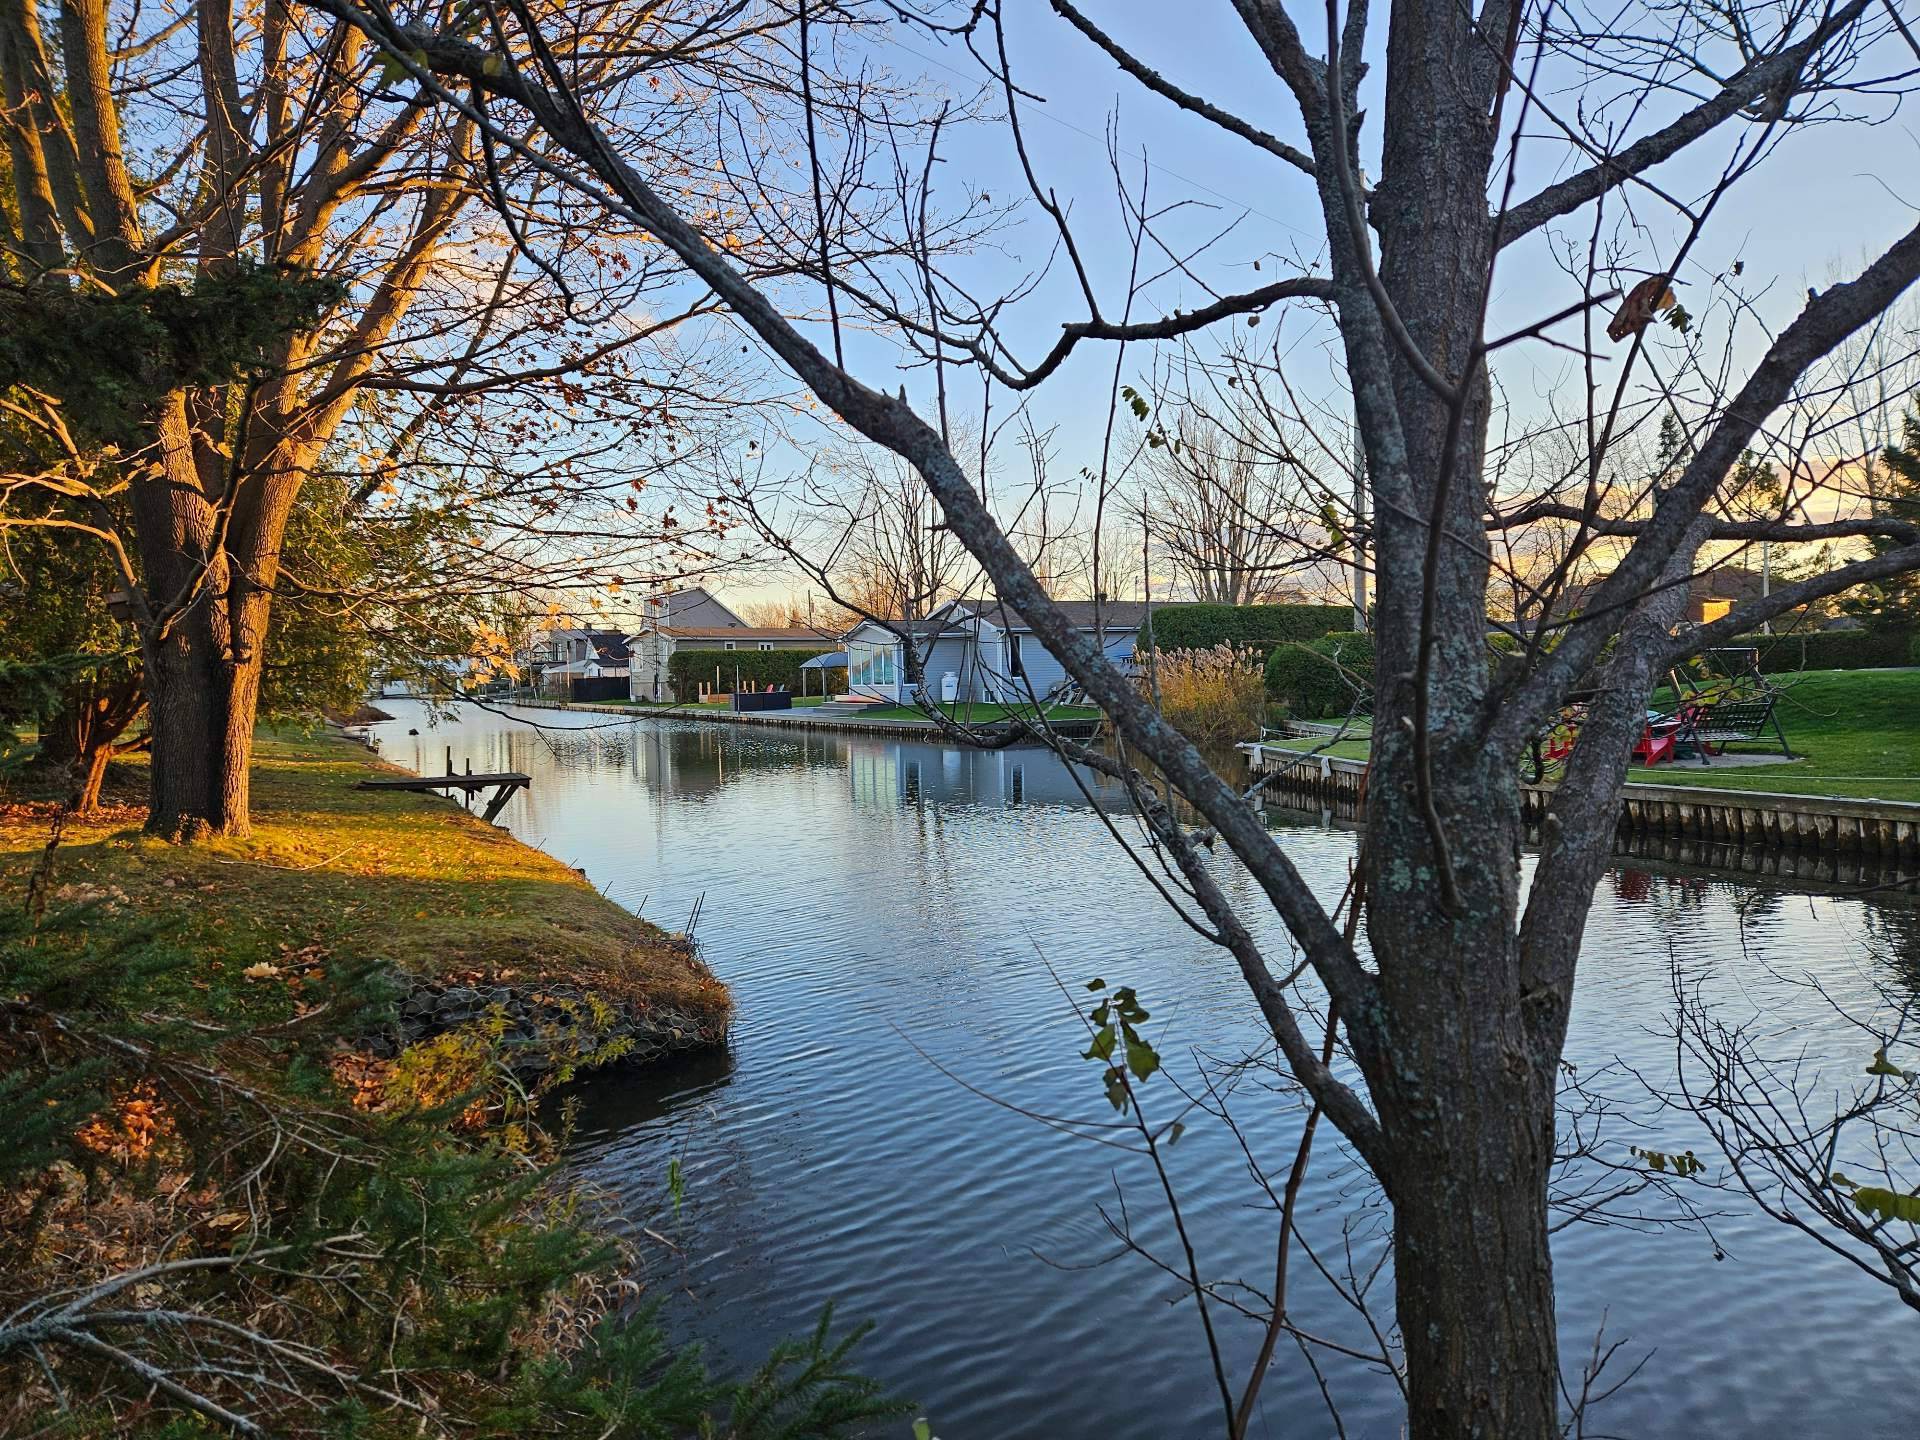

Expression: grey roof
xmin=840 ymin=597 xmax=1151 ymax=643
xmin=944 ymin=597 xmax=1151 ymax=633
xmin=799 ymin=651 xmax=850 ymax=668
xmin=659 ymin=587 xmax=746 ymax=628
xmin=585 ymin=631 xmax=630 ymax=662
xmin=839 ymin=615 xmax=969 ymax=641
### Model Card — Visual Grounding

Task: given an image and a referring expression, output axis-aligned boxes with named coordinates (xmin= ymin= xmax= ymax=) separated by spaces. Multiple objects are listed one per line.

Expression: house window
xmin=1007 ymin=633 xmax=1024 ymax=677
xmin=724 ymin=641 xmax=737 ymax=651
xmin=852 ymin=644 xmax=895 ymax=687
xmin=758 ymin=642 xmax=773 ymax=651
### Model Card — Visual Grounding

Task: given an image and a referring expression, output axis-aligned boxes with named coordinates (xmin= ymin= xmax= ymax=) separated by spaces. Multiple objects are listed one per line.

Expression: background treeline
xmin=1145 ymin=603 xmax=1920 ymax=727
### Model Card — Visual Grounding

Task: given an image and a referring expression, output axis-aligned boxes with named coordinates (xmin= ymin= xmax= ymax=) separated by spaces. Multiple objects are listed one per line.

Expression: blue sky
xmin=721 ymin=5 xmax=1920 ymax=604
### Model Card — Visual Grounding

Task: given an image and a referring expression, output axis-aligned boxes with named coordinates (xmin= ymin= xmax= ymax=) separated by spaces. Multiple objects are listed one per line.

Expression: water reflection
xmin=367 ymin=703 xmax=1919 ymax=1440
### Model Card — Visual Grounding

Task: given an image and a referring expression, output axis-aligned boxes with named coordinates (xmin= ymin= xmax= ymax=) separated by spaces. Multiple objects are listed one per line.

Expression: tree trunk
xmin=1359 ymin=745 xmax=1564 ymax=1438
xmin=1377 ymin=948 xmax=1562 ymax=1440
xmin=143 ymin=599 xmax=263 ymax=840
xmin=37 ymin=673 xmax=144 ymax=815
xmin=131 ymin=400 xmax=287 ymax=841
xmin=72 ymin=739 xmax=112 ymax=814
xmin=1328 ymin=0 xmax=1571 ymax=1428
xmin=1392 ymin=1152 xmax=1559 ymax=1439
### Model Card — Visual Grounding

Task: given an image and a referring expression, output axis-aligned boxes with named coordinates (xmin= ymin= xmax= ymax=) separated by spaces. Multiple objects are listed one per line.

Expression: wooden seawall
xmin=1241 ymin=742 xmax=1920 ymax=862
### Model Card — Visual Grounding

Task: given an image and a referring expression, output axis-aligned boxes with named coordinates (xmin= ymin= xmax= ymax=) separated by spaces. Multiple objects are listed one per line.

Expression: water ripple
xmin=368 ymin=702 xmax=1920 ymax=1439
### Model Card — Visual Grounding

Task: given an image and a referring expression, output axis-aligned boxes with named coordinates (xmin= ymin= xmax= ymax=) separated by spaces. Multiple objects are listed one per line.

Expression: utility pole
xmin=1761 ymin=541 xmax=1772 ymax=635
xmin=1352 ymin=427 xmax=1370 ymax=632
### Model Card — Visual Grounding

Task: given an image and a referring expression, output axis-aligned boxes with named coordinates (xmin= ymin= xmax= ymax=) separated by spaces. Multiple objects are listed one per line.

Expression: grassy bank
xmin=552 ymin=695 xmax=829 ymax=710
xmin=0 ymin=732 xmax=899 ymax=1436
xmin=1 ymin=730 xmax=730 ymax=1025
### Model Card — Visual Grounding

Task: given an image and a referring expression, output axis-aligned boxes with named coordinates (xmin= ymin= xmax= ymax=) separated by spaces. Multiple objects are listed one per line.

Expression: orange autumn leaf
xmin=1608 ymin=274 xmax=1677 ymax=342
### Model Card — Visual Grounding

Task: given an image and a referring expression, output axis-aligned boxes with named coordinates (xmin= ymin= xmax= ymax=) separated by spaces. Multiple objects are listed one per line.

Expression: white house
xmin=840 ymin=597 xmax=1148 ymax=704
xmin=533 ymin=630 xmax=631 ymax=696
xmin=624 ymin=588 xmax=838 ymax=699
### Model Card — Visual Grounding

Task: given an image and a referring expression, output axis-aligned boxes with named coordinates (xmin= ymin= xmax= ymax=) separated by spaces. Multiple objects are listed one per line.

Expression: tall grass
xmin=1143 ymin=644 xmax=1268 ymax=746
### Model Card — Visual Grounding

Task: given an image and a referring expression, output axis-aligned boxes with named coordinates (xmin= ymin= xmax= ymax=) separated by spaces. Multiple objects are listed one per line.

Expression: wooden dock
xmin=357 ymin=748 xmax=529 ymax=823
xmin=1241 ymin=741 xmax=1920 ymax=862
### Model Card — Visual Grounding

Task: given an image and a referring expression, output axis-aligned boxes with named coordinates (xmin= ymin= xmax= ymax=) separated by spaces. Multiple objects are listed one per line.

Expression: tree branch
xmin=1663 ymin=539 xmax=1920 ymax=660
xmin=1499 ymin=0 xmax=1873 ymax=244
xmin=988 ymin=275 xmax=1336 ymax=391
xmin=1498 ymin=210 xmax=1920 ymax=739
xmin=1049 ymin=0 xmax=1319 ymax=177
xmin=1491 ymin=503 xmax=1920 ymax=546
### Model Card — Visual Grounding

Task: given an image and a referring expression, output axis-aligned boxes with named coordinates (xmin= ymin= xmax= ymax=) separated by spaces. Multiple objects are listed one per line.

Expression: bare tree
xmin=735 ymin=594 xmax=811 ymax=628
xmin=1146 ymin=404 xmax=1330 ymax=604
xmin=824 ymin=443 xmax=979 ymax=620
xmin=286 ymin=0 xmax=1920 ymax=1433
xmin=0 ymin=0 xmax=777 ymax=837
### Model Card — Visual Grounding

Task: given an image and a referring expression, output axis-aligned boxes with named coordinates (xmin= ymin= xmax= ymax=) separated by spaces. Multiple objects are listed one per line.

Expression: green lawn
xmin=1257 ymin=670 xmax=1920 ymax=803
xmin=1628 ymin=668 xmax=1920 ymax=802
xmin=852 ymin=700 xmax=1104 ymax=724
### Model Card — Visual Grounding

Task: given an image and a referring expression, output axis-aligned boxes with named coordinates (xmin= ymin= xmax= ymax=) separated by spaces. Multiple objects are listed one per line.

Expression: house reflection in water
xmin=846 ymin=738 xmax=1134 ymax=814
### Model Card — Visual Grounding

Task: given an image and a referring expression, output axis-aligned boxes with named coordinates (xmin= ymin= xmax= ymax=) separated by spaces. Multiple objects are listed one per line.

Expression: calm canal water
xmin=367 ymin=701 xmax=1918 ymax=1439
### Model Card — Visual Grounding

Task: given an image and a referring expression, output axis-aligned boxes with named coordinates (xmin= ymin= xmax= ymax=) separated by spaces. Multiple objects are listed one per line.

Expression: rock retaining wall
xmin=373 ymin=979 xmax=724 ymax=1077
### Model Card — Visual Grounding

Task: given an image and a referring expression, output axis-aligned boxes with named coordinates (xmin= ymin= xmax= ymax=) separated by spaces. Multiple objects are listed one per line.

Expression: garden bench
xmin=1669 ymin=693 xmax=1792 ymax=763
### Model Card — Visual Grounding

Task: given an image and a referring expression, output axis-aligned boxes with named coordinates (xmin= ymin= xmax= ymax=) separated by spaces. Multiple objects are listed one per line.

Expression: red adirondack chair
xmin=1632 ymin=711 xmax=1683 ymax=766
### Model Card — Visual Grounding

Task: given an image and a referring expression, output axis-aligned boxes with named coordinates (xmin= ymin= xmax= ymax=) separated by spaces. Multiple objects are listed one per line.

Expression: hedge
xmin=1480 ymin=626 xmax=1916 ymax=686
xmin=667 ymin=647 xmax=841 ymax=699
xmin=1140 ymin=603 xmax=1351 ymax=660
xmin=1725 ymin=628 xmax=1916 ymax=674
xmin=1264 ymin=630 xmax=1376 ymax=719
